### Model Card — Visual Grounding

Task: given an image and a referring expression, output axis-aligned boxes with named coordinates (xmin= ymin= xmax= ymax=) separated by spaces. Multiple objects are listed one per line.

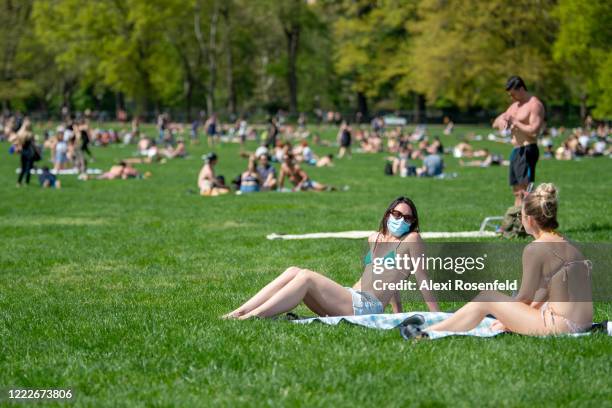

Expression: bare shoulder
xmin=401 ymin=231 xmax=423 ymax=244
xmin=522 ymin=242 xmax=542 ymax=261
xmin=397 ymin=232 xmax=424 ymax=256
xmin=368 ymin=232 xmax=381 ymax=243
xmin=529 ymin=96 xmax=545 ymax=111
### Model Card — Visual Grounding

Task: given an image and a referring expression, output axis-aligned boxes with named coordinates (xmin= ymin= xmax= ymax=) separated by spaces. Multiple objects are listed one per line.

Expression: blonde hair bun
xmin=524 ymin=183 xmax=559 ymax=229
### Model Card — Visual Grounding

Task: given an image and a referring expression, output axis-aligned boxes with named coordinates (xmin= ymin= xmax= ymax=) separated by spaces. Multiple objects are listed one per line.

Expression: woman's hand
xmin=490 ymin=320 xmax=507 ymax=332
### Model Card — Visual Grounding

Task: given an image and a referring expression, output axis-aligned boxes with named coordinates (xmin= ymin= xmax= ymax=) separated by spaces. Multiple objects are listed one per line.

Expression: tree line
xmin=0 ymin=0 xmax=610 ymax=121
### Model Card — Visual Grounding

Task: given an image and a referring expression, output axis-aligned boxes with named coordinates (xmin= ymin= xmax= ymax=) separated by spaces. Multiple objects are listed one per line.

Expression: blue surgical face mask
xmin=387 ymin=215 xmax=411 ymax=237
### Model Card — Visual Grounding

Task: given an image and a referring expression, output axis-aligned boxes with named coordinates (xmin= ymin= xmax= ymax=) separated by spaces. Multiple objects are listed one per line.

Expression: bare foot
xmin=221 ymin=310 xmax=244 ymax=319
xmin=238 ymin=311 xmax=260 ymax=320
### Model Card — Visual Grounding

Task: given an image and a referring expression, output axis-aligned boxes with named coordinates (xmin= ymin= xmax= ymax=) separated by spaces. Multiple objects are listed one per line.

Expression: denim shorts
xmin=345 ymin=287 xmax=384 ymax=316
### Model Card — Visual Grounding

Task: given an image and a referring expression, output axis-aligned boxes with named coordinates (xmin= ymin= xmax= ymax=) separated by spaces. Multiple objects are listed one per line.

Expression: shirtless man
xmin=493 ymin=76 xmax=545 ymax=206
xmin=278 ymin=154 xmax=330 ymax=192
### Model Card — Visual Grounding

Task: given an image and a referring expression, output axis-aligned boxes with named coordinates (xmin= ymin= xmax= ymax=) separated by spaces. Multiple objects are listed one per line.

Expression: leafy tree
xmin=0 ymin=0 xmax=35 ymax=110
xmin=408 ymin=0 xmax=559 ymax=110
xmin=553 ymin=0 xmax=612 ymax=119
xmin=33 ymin=0 xmax=164 ymax=114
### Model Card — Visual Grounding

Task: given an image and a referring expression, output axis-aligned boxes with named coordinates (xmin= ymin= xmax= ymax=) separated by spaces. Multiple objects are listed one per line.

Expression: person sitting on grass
xmin=239 ymin=156 xmax=261 ymax=194
xmin=278 ymin=154 xmax=332 ymax=192
xmin=404 ymin=183 xmax=593 ymax=338
xmin=39 ymin=166 xmax=61 ymax=189
xmin=162 ymin=138 xmax=187 ymax=159
xmin=137 ymin=136 xmax=152 ymax=155
xmin=224 ymin=197 xmax=440 ymax=319
xmin=294 ymin=140 xmax=317 ymax=165
xmin=256 ymin=153 xmax=277 ymax=190
xmin=198 ymin=152 xmax=230 ymax=196
xmin=416 ymin=146 xmax=444 ymax=177
xmin=387 ymin=144 xmax=414 ymax=177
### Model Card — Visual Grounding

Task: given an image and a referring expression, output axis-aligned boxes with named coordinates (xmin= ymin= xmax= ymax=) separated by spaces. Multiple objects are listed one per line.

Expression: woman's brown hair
xmin=379 ymin=196 xmax=420 ymax=236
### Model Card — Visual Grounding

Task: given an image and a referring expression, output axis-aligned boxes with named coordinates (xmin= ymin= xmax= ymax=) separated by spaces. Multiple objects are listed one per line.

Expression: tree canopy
xmin=1 ymin=0 xmax=610 ymax=120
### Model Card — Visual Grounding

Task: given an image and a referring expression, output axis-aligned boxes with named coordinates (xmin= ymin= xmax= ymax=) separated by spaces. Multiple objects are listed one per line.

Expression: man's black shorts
xmin=509 ymin=144 xmax=539 ymax=186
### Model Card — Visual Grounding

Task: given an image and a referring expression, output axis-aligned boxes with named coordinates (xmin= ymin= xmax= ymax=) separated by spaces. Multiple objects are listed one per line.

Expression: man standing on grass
xmin=493 ymin=76 xmax=545 ymax=206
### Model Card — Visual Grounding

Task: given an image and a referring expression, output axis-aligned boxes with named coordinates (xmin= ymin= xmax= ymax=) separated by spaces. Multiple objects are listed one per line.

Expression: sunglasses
xmin=389 ymin=210 xmax=414 ymax=223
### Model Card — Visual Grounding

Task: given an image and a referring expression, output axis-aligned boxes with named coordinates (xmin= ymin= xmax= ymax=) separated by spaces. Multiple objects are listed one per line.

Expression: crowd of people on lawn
xmin=3 ymin=107 xmax=610 ymax=191
xmin=2 ymin=75 xmax=608 ymax=339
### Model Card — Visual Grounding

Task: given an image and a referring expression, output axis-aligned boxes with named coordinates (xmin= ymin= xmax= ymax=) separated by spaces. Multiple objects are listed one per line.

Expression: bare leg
xmin=239 ymin=269 xmax=353 ymax=319
xmin=513 ymin=184 xmax=527 ymax=206
xmin=392 ymin=158 xmax=400 ymax=175
xmin=223 ymin=267 xmax=301 ymax=318
xmin=427 ymin=291 xmax=566 ymax=335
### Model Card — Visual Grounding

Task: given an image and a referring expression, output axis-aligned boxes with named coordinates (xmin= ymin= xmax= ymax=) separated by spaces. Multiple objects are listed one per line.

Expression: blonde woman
xmin=404 ymin=183 xmax=592 ymax=338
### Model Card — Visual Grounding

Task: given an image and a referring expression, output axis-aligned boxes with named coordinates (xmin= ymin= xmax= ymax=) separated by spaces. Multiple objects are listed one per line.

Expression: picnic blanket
xmin=267 ymin=230 xmax=497 ymax=240
xmin=293 ymin=312 xmax=602 ymax=339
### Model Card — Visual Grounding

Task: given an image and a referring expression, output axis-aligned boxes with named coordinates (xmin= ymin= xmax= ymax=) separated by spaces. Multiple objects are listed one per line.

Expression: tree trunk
xmin=185 ymin=79 xmax=193 ymax=122
xmin=579 ymin=92 xmax=588 ymax=123
xmin=413 ymin=93 xmax=426 ymax=123
xmin=207 ymin=1 xmax=219 ymax=115
xmin=285 ymin=25 xmax=300 ymax=115
xmin=221 ymin=3 xmax=236 ymax=116
xmin=357 ymin=91 xmax=368 ymax=122
xmin=115 ymin=92 xmax=125 ymax=111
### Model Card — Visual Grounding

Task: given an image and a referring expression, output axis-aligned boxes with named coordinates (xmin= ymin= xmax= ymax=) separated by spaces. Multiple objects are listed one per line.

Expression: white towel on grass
xmin=267 ymin=231 xmax=497 ymax=240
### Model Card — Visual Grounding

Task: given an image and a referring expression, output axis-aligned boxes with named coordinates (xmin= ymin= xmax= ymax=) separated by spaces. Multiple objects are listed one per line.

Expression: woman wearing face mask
xmin=224 ymin=197 xmax=440 ymax=319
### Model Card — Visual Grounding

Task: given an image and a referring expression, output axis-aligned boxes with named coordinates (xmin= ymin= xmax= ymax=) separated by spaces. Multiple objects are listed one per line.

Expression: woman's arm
xmin=514 ymin=244 xmax=542 ymax=304
xmin=409 ymin=235 xmax=441 ymax=312
xmin=390 ymin=291 xmax=403 ymax=313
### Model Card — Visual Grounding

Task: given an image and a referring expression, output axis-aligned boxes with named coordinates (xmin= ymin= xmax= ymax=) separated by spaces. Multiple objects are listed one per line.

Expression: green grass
xmin=0 ymin=124 xmax=611 ymax=407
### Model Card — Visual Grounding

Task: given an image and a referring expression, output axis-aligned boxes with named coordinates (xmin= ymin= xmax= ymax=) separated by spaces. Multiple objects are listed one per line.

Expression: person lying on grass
xmin=97 ymin=161 xmax=146 ymax=180
xmin=411 ymin=183 xmax=593 ymax=337
xmin=224 ymin=197 xmax=440 ymax=319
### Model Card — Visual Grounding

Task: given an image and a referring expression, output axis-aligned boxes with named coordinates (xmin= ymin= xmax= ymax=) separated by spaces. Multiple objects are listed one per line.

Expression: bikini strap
xmin=560 ymin=259 xmax=592 ymax=281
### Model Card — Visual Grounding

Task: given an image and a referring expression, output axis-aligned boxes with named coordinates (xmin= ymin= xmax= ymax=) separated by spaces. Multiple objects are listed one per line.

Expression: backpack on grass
xmin=500 ymin=205 xmax=527 ymax=239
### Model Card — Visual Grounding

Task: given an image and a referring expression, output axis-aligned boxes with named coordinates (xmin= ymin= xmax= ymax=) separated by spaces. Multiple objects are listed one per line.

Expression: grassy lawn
xmin=0 ymin=124 xmax=611 ymax=406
